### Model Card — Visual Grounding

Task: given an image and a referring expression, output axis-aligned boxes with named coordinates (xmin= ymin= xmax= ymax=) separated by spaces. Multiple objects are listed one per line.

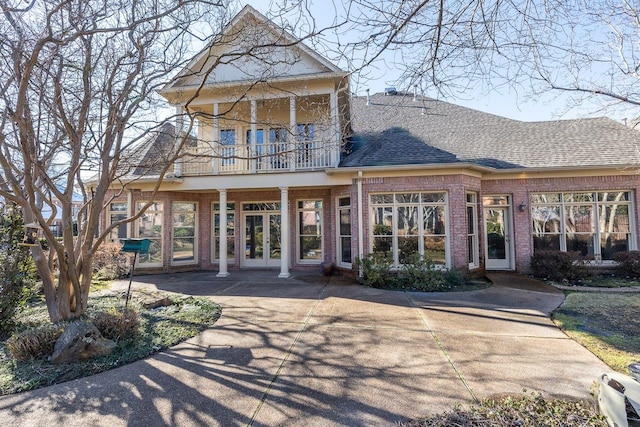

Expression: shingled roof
xmin=342 ymin=92 xmax=640 ymax=169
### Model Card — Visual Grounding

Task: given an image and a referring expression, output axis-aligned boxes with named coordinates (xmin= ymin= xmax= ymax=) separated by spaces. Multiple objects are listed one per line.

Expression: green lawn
xmin=552 ymin=292 xmax=640 ymax=373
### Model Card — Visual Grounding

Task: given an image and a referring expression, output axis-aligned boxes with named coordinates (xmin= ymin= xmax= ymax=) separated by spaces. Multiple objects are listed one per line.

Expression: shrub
xmin=612 ymin=251 xmax=640 ymax=278
xmin=91 ymin=308 xmax=140 ymax=341
xmin=356 ymin=252 xmax=468 ymax=292
xmin=530 ymin=250 xmax=590 ymax=282
xmin=92 ymin=243 xmax=131 ymax=280
xmin=402 ymin=253 xmax=448 ymax=291
xmin=6 ymin=324 xmax=65 ymax=361
xmin=354 ymin=253 xmax=394 ymax=288
xmin=0 ymin=206 xmax=37 ymax=338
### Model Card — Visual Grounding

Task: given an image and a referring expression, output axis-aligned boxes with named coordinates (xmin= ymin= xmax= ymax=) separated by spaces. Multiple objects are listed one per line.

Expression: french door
xmin=244 ymin=213 xmax=281 ymax=267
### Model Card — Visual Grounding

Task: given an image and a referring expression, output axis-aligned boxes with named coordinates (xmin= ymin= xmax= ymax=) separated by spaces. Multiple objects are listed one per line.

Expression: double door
xmin=244 ymin=213 xmax=281 ymax=267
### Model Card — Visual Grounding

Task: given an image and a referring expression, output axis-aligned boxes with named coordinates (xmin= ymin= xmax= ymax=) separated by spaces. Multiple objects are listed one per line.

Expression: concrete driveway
xmin=0 ymin=272 xmax=609 ymax=426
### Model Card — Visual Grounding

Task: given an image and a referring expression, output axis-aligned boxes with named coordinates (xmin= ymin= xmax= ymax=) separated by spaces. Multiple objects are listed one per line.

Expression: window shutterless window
xmin=136 ymin=202 xmax=163 ymax=267
xmin=531 ymin=191 xmax=634 ymax=261
xmin=172 ymin=202 xmax=197 ymax=264
xmin=220 ymin=129 xmax=235 ymax=167
xmin=108 ymin=202 xmax=128 ymax=242
xmin=337 ymin=197 xmax=352 ymax=267
xmin=467 ymin=193 xmax=479 ymax=268
xmin=371 ymin=192 xmax=448 ymax=268
xmin=298 ymin=200 xmax=323 ymax=262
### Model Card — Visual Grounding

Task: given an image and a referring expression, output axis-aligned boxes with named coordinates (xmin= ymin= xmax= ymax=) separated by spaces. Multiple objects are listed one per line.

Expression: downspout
xmin=357 ymin=170 xmax=364 ymax=277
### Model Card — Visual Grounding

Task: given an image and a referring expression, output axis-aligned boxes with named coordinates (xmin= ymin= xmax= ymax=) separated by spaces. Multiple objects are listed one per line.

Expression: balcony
xmin=179 ymin=140 xmax=337 ymax=176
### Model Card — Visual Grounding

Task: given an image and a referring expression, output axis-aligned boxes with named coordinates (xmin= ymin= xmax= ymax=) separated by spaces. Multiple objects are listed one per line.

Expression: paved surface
xmin=0 ymin=271 xmax=610 ymax=426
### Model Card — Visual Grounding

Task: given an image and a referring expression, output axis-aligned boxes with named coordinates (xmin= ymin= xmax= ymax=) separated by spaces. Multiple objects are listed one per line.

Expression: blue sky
xmin=240 ymin=0 xmax=637 ymax=124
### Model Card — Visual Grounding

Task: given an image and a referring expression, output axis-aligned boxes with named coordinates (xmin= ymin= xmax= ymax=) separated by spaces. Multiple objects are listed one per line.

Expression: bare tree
xmin=319 ymin=0 xmax=639 ymax=115
xmin=0 ymin=0 xmax=225 ymax=321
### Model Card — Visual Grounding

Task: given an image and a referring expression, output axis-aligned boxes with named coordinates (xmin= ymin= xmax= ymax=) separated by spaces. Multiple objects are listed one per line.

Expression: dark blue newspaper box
xmin=121 ymin=238 xmax=151 ymax=307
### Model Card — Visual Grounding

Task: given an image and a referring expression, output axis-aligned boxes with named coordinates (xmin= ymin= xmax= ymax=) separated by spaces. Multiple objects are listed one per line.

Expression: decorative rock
xmin=141 ymin=296 xmax=173 ymax=309
xmin=50 ymin=321 xmax=115 ymax=364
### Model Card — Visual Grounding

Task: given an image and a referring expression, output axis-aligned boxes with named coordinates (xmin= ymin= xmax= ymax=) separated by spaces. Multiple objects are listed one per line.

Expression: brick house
xmin=103 ymin=5 xmax=640 ymax=277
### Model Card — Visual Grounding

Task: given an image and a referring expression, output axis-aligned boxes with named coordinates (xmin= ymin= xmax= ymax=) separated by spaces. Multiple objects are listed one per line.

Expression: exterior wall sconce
xmin=518 ymin=202 xmax=527 ymax=212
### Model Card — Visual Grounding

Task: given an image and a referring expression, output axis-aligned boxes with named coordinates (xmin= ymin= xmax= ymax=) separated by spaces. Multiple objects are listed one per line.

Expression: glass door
xmin=244 ymin=213 xmax=281 ymax=267
xmin=484 ymin=205 xmax=513 ymax=270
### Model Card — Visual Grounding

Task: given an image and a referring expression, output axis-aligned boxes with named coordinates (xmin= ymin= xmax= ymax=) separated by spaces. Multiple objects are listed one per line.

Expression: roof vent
xmin=366 ymin=89 xmax=370 ymax=106
xmin=384 ymin=87 xmax=397 ymax=96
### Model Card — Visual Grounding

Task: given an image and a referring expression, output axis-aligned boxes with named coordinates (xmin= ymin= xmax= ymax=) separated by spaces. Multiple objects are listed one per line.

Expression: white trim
xmin=135 ymin=201 xmax=164 ymax=269
xmin=467 ymin=192 xmax=480 ymax=269
xmin=369 ymin=191 xmax=450 ymax=269
xmin=171 ymin=201 xmax=198 ymax=266
xmin=483 ymin=195 xmax=515 ymax=270
xmin=336 ymin=196 xmax=352 ymax=268
xmin=296 ymin=198 xmax=324 ymax=264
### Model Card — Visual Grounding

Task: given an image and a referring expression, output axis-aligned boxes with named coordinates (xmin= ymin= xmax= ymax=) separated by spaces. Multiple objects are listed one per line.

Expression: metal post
xmin=125 ymin=251 xmax=138 ymax=308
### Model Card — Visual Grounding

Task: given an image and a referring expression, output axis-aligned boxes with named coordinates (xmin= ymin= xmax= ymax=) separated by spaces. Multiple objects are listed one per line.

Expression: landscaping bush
xmin=6 ymin=324 xmax=65 ymax=361
xmin=355 ymin=252 xmax=395 ymax=288
xmin=402 ymin=253 xmax=448 ymax=291
xmin=0 ymin=206 xmax=37 ymax=338
xmin=356 ymin=252 xmax=469 ymax=291
xmin=92 ymin=243 xmax=131 ymax=280
xmin=530 ymin=250 xmax=590 ymax=282
xmin=90 ymin=308 xmax=140 ymax=341
xmin=612 ymin=250 xmax=640 ymax=278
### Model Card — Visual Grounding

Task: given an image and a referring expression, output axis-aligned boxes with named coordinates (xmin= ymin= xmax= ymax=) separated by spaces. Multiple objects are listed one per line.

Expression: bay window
xmin=371 ymin=192 xmax=448 ymax=268
xmin=531 ymin=191 xmax=634 ymax=261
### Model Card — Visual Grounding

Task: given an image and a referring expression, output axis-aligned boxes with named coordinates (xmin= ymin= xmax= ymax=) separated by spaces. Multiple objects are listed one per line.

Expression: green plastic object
xmin=121 ymin=238 xmax=151 ymax=254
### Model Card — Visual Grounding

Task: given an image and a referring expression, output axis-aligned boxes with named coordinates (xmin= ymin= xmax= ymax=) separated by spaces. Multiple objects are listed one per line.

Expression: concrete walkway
xmin=0 ymin=272 xmax=610 ymax=426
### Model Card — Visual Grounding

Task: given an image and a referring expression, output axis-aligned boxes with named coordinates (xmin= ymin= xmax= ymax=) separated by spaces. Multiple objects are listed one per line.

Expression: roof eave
xmin=159 ymin=71 xmax=350 ymax=99
xmin=326 ymin=162 xmax=495 ymax=175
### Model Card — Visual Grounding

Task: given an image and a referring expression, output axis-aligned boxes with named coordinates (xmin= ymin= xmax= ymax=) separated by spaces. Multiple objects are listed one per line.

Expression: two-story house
xmin=104 ymin=5 xmax=640 ymax=278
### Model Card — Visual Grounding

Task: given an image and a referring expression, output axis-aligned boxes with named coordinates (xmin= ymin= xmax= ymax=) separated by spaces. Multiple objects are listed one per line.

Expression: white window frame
xmin=135 ymin=201 xmax=163 ymax=268
xmin=531 ymin=191 xmax=636 ymax=263
xmin=212 ymin=202 xmax=235 ymax=262
xmin=336 ymin=196 xmax=352 ymax=268
xmin=467 ymin=192 xmax=480 ymax=269
xmin=370 ymin=192 xmax=450 ymax=269
xmin=297 ymin=199 xmax=323 ymax=264
xmin=171 ymin=201 xmax=198 ymax=266
xmin=107 ymin=201 xmax=128 ymax=243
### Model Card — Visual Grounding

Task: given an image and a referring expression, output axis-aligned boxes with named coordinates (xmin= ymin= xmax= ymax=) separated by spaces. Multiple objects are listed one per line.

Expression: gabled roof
xmin=161 ymin=5 xmax=345 ymax=95
xmin=343 ymin=92 xmax=640 ymax=169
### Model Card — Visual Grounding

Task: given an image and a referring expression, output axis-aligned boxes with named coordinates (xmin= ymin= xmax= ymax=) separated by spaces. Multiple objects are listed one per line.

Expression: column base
xmin=278 ymin=272 xmax=291 ymax=278
xmin=216 ymin=272 xmax=230 ymax=278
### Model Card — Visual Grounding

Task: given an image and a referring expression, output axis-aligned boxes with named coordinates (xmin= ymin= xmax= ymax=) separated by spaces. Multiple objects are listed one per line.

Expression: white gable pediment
xmin=167 ymin=6 xmax=343 ymax=90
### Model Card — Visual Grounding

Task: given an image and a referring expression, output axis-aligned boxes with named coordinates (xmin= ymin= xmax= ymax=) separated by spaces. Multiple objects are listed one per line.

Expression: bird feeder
xmin=20 ymin=222 xmax=42 ymax=246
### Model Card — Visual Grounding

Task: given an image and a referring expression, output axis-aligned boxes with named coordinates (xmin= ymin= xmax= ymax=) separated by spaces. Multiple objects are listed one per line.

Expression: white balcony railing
xmin=180 ymin=141 xmax=335 ymax=176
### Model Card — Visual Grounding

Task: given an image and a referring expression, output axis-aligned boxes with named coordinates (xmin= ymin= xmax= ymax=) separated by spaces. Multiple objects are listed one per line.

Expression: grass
xmin=402 ymin=393 xmax=607 ymax=427
xmin=0 ymin=293 xmax=221 ymax=395
xmin=568 ymin=275 xmax=640 ymax=288
xmin=552 ymin=292 xmax=640 ymax=373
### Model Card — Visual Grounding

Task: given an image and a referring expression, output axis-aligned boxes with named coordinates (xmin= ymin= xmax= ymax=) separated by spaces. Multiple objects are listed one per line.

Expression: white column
xmin=217 ymin=189 xmax=230 ymax=277
xmin=250 ymin=99 xmax=257 ymax=173
xmin=213 ymin=102 xmax=220 ymax=175
xmin=279 ymin=187 xmax=291 ymax=278
xmin=289 ymin=96 xmax=296 ymax=172
xmin=174 ymin=105 xmax=184 ymax=177
xmin=330 ymin=91 xmax=339 ymax=167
